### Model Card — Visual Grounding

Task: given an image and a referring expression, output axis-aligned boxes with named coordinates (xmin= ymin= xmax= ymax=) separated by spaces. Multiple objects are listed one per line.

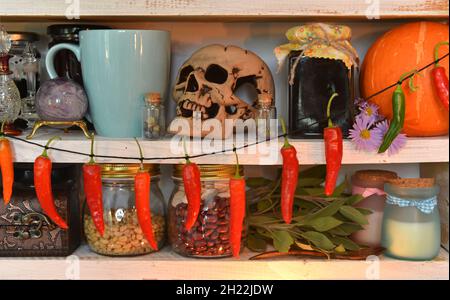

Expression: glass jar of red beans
xmin=168 ymin=164 xmax=246 ymax=258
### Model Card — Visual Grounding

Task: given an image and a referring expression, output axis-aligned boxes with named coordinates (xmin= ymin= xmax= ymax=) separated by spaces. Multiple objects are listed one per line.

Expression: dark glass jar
xmin=0 ymin=164 xmax=81 ymax=257
xmin=47 ymin=24 xmax=110 ymax=86
xmin=288 ymin=53 xmax=356 ymax=138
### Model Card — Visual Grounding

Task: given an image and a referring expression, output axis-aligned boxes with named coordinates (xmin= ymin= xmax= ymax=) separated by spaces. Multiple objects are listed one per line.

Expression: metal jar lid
xmin=8 ymin=31 xmax=39 ymax=42
xmin=101 ymin=163 xmax=160 ymax=178
xmin=173 ymin=164 xmax=243 ymax=179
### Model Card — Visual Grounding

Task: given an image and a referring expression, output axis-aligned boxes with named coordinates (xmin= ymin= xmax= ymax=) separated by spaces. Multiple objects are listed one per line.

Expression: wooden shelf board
xmin=0 ymin=0 xmax=448 ymax=20
xmin=0 ymin=245 xmax=447 ymax=280
xmin=9 ymin=129 xmax=449 ymax=165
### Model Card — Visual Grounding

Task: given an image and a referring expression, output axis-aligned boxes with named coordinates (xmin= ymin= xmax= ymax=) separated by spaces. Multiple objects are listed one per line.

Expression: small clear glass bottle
xmin=256 ymin=94 xmax=276 ymax=140
xmin=143 ymin=92 xmax=165 ymax=140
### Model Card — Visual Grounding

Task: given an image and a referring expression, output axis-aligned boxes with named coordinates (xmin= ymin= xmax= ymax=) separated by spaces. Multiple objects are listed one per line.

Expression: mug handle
xmin=44 ymin=43 xmax=93 ymax=123
xmin=45 ymin=43 xmax=81 ymax=79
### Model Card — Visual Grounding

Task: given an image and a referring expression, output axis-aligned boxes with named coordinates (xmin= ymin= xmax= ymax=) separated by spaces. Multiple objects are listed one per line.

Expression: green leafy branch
xmin=246 ymin=166 xmax=370 ymax=255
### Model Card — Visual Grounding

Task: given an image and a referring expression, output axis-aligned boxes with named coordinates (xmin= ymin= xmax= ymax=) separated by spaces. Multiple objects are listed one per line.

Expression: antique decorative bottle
xmin=0 ymin=26 xmax=21 ymax=135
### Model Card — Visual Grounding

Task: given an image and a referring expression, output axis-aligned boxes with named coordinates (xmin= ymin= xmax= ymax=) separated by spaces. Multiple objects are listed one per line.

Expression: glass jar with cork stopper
xmin=143 ymin=92 xmax=165 ymax=140
xmin=255 ymin=94 xmax=276 ymax=139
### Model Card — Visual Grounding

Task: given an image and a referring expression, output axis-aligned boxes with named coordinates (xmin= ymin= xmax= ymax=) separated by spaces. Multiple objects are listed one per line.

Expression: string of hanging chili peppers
xmin=0 ymin=53 xmax=446 ymax=234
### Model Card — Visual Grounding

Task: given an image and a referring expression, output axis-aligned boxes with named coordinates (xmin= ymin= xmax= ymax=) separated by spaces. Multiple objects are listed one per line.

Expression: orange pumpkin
xmin=361 ymin=22 xmax=449 ymax=137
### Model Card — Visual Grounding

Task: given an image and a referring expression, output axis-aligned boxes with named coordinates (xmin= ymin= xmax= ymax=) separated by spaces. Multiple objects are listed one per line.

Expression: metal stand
xmin=26 ymin=120 xmax=92 ymax=139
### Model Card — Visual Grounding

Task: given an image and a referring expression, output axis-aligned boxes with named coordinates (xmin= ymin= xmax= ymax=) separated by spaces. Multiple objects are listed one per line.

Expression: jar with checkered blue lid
xmin=381 ymin=178 xmax=441 ymax=261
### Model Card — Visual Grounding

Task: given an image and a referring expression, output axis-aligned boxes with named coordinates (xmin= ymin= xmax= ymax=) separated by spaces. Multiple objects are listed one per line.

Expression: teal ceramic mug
xmin=45 ymin=30 xmax=170 ymax=138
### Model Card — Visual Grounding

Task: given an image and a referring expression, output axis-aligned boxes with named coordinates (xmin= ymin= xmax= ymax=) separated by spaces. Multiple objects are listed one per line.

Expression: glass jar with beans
xmin=83 ymin=164 xmax=166 ymax=256
xmin=168 ymin=164 xmax=246 ymax=258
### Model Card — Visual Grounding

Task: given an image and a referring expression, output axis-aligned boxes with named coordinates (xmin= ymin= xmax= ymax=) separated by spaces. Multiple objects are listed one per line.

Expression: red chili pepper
xmin=280 ymin=118 xmax=299 ymax=224
xmin=431 ymin=41 xmax=449 ymax=111
xmin=34 ymin=136 xmax=68 ymax=229
xmin=229 ymin=147 xmax=246 ymax=258
xmin=82 ymin=135 xmax=104 ymax=236
xmin=324 ymin=93 xmax=343 ymax=196
xmin=182 ymin=138 xmax=201 ymax=231
xmin=0 ymin=122 xmax=14 ymax=204
xmin=134 ymin=138 xmax=158 ymax=250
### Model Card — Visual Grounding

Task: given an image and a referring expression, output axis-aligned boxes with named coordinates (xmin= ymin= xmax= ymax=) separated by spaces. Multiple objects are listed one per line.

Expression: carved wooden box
xmin=0 ymin=164 xmax=81 ymax=256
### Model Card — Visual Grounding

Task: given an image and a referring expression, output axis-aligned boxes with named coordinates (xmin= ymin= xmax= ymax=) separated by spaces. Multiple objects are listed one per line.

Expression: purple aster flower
xmin=358 ymin=103 xmax=379 ymax=126
xmin=354 ymin=97 xmax=368 ymax=109
xmin=373 ymin=120 xmax=407 ymax=156
xmin=349 ymin=117 xmax=383 ymax=152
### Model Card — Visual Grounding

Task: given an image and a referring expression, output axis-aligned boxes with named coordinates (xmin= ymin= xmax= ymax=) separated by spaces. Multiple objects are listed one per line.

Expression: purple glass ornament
xmin=36 ymin=77 xmax=88 ymax=121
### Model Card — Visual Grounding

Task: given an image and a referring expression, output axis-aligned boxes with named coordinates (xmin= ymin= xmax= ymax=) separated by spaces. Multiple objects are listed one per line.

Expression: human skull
xmin=170 ymin=44 xmax=274 ymax=138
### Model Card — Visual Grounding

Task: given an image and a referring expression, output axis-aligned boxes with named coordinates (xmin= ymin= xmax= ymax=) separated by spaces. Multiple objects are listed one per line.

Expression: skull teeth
xmin=179 ymin=100 xmax=219 ymax=119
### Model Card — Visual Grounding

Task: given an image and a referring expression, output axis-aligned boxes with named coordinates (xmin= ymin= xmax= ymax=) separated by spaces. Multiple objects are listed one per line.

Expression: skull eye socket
xmin=177 ymin=65 xmax=194 ymax=84
xmin=225 ymin=105 xmax=238 ymax=115
xmin=205 ymin=64 xmax=228 ymax=84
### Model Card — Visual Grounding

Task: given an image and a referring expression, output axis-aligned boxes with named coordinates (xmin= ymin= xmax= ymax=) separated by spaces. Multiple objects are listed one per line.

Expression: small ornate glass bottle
xmin=20 ymin=43 xmax=39 ymax=126
xmin=256 ymin=94 xmax=276 ymax=140
xmin=0 ymin=27 xmax=22 ymax=135
xmin=143 ymin=92 xmax=165 ymax=140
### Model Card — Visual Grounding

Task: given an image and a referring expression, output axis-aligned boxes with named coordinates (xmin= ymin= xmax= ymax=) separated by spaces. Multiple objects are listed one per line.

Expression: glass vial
xmin=143 ymin=92 xmax=165 ymax=140
xmin=256 ymin=94 xmax=276 ymax=140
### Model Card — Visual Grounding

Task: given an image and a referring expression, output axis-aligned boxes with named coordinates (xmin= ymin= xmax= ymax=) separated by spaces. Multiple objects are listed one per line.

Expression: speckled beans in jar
xmin=83 ymin=164 xmax=166 ymax=256
xmin=168 ymin=165 xmax=247 ymax=258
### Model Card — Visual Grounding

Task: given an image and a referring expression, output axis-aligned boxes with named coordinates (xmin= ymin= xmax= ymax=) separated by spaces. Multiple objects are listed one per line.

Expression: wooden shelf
xmin=0 ymin=245 xmax=447 ymax=280
xmin=9 ymin=129 xmax=449 ymax=165
xmin=0 ymin=0 xmax=448 ymax=21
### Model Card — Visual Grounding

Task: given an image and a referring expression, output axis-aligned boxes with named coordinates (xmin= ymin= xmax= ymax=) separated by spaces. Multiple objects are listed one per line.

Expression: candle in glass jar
xmin=351 ymin=170 xmax=398 ymax=247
